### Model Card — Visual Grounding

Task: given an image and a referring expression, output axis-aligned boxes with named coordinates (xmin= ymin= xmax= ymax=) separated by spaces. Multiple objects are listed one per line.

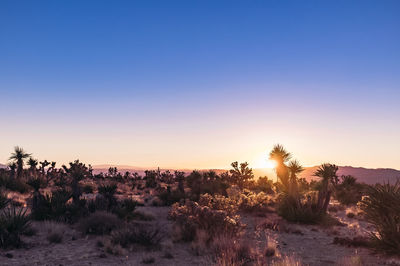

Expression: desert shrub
xmin=333 ymin=236 xmax=371 ymax=248
xmin=335 ymin=188 xmax=363 ymax=205
xmin=82 ymin=184 xmax=94 ymax=194
xmin=335 ymin=177 xmax=366 ymax=205
xmin=271 ymin=255 xmax=302 ymax=266
xmin=44 ymin=221 xmax=66 ymax=244
xmin=131 ymin=210 xmax=155 ymax=221
xmin=98 ymin=183 xmax=118 ymax=210
xmin=113 ymin=198 xmax=137 ymax=220
xmin=110 ymin=223 xmax=165 ymax=248
xmin=186 ymin=171 xmax=230 ymax=200
xmin=102 ymin=238 xmax=125 ymax=255
xmin=248 ymin=176 xmax=275 ymax=194
xmin=237 ymin=190 xmax=274 ymax=213
xmin=169 ymin=200 xmax=243 ymax=242
xmin=0 ymin=207 xmax=31 ymax=248
xmin=198 ymin=193 xmax=238 ymax=215
xmin=47 ymin=232 xmax=63 ymax=243
xmin=144 ymin=170 xmax=157 ymax=188
xmin=360 ymin=182 xmax=400 ymax=254
xmin=0 ymin=175 xmax=30 ymax=193
xmin=0 ymin=191 xmax=10 ymax=210
xmin=77 ymin=211 xmax=121 ymax=235
xmin=141 ymin=257 xmax=155 ymax=264
xmin=31 ymin=189 xmax=86 ymax=223
xmin=157 ymin=187 xmax=185 ymax=206
xmin=87 ymin=194 xmax=108 ymax=212
xmin=277 ymin=192 xmax=325 ymax=224
xmin=212 ymin=235 xmax=256 ymax=265
xmin=26 ymin=177 xmax=46 ymax=191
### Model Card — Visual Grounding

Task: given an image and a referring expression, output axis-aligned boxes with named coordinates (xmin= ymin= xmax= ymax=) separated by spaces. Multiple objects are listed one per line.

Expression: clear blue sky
xmin=1 ymin=1 xmax=399 ymax=169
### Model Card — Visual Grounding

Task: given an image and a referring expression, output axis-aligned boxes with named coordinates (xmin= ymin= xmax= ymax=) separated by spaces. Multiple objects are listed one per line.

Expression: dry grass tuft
xmin=336 ymin=255 xmax=362 ymax=266
xmin=43 ymin=221 xmax=67 ymax=244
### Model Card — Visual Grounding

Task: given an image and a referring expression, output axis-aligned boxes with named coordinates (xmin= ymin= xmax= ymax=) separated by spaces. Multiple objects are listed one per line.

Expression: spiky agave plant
xmin=360 ymin=182 xmax=400 ymax=254
xmin=0 ymin=207 xmax=31 ymax=248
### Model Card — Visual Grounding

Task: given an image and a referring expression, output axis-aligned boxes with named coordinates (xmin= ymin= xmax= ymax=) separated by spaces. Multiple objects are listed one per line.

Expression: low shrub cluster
xmin=110 ymin=223 xmax=165 ymax=249
xmin=360 ymin=182 xmax=400 ymax=254
xmin=186 ymin=171 xmax=230 ymax=200
xmin=227 ymin=188 xmax=274 ymax=213
xmin=335 ymin=175 xmax=367 ymax=205
xmin=156 ymin=186 xmax=185 ymax=206
xmin=77 ymin=211 xmax=121 ymax=235
xmin=0 ymin=174 xmax=30 ymax=194
xmin=169 ymin=199 xmax=243 ymax=242
xmin=0 ymin=193 xmax=31 ymax=249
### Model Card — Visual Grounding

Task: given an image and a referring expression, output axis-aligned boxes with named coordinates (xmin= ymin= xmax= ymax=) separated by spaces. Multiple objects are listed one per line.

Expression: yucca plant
xmin=360 ymin=182 xmax=400 ymax=254
xmin=0 ymin=191 xmax=10 ymax=210
xmin=98 ymin=183 xmax=118 ymax=210
xmin=0 ymin=207 xmax=31 ymax=248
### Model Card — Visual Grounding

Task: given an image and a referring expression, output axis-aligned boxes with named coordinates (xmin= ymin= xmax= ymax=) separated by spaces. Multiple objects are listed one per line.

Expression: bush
xmin=98 ymin=183 xmax=118 ymax=210
xmin=47 ymin=231 xmax=63 ymax=243
xmin=198 ymin=193 xmax=238 ymax=215
xmin=360 ymin=182 xmax=400 ymax=254
xmin=31 ymin=189 xmax=86 ymax=223
xmin=212 ymin=235 xmax=256 ymax=265
xmin=186 ymin=171 xmax=230 ymax=200
xmin=44 ymin=221 xmax=66 ymax=244
xmin=131 ymin=210 xmax=155 ymax=221
xmin=0 ymin=207 xmax=31 ymax=248
xmin=238 ymin=191 xmax=273 ymax=213
xmin=113 ymin=198 xmax=137 ymax=220
xmin=157 ymin=187 xmax=185 ymax=206
xmin=277 ymin=193 xmax=325 ymax=224
xmin=111 ymin=223 xmax=165 ymax=248
xmin=0 ymin=191 xmax=10 ymax=210
xmin=248 ymin=176 xmax=274 ymax=194
xmin=77 ymin=211 xmax=121 ymax=235
xmin=333 ymin=236 xmax=371 ymax=248
xmin=0 ymin=175 xmax=30 ymax=193
xmin=169 ymin=199 xmax=243 ymax=242
xmin=82 ymin=184 xmax=94 ymax=194
xmin=141 ymin=257 xmax=155 ymax=264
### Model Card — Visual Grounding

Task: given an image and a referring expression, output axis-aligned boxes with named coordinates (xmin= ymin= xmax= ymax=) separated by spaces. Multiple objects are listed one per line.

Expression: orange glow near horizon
xmin=251 ymin=154 xmax=277 ymax=169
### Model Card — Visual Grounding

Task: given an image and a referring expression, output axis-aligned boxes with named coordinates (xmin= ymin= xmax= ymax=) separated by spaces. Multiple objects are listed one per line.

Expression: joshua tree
xmin=287 ymin=160 xmax=304 ymax=197
xmin=314 ymin=163 xmax=338 ymax=213
xmin=27 ymin=157 xmax=38 ymax=177
xmin=62 ymin=160 xmax=90 ymax=205
xmin=175 ymin=171 xmax=185 ymax=194
xmin=230 ymin=161 xmax=254 ymax=189
xmin=9 ymin=146 xmax=31 ymax=178
xmin=39 ymin=160 xmax=50 ymax=177
xmin=269 ymin=144 xmax=291 ymax=190
xmin=8 ymin=163 xmax=17 ymax=179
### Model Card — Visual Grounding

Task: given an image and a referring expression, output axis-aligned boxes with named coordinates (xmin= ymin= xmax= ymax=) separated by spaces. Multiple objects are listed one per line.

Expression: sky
xmin=1 ymin=0 xmax=399 ymax=170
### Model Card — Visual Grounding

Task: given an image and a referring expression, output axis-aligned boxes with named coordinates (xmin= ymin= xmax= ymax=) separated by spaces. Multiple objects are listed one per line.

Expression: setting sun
xmin=265 ymin=159 xmax=277 ymax=169
xmin=252 ymin=155 xmax=277 ymax=169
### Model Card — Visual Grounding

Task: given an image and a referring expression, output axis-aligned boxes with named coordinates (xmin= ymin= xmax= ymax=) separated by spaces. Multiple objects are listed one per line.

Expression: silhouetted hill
xmin=299 ymin=166 xmax=400 ymax=185
xmin=0 ymin=163 xmax=6 ymax=169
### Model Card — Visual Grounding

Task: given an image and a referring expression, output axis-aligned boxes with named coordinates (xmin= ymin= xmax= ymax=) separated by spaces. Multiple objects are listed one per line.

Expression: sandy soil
xmin=1 ymin=202 xmax=400 ymax=266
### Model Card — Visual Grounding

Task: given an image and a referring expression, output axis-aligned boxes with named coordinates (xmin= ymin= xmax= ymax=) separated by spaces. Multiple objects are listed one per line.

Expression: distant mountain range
xmin=298 ymin=166 xmax=400 ymax=185
xmin=0 ymin=164 xmax=6 ymax=169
